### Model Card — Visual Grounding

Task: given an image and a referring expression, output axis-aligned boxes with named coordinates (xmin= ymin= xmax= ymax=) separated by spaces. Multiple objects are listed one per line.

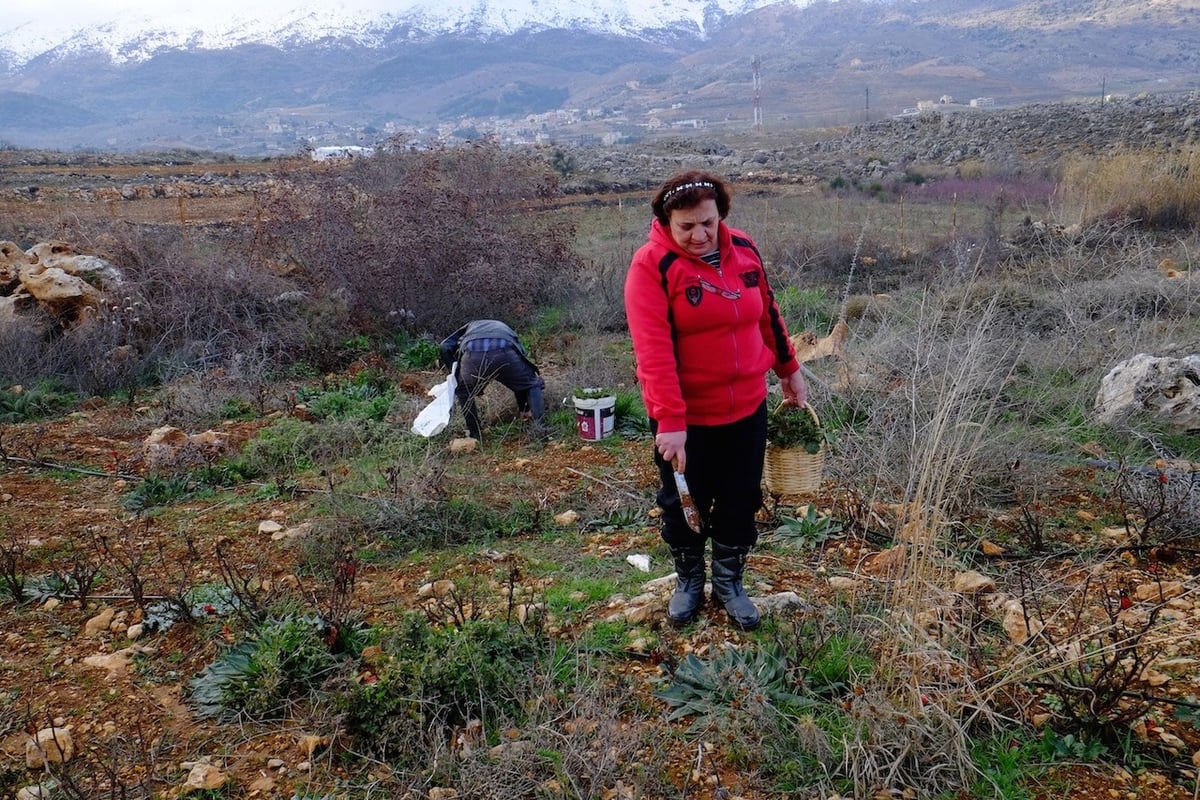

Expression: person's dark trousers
xmin=651 ymin=402 xmax=767 ymax=627
xmin=455 ymin=348 xmax=545 ymax=440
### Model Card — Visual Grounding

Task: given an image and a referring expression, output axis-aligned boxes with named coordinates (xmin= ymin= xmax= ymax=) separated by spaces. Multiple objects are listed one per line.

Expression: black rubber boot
xmin=710 ymin=542 xmax=760 ymax=631
xmin=667 ymin=544 xmax=707 ymax=626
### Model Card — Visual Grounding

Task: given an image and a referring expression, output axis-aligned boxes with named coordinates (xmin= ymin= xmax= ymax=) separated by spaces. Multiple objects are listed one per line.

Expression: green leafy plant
xmin=969 ymin=732 xmax=1040 ymax=800
xmin=613 ymin=390 xmax=650 ymax=439
xmin=771 ymin=505 xmax=843 ymax=548
xmin=121 ymin=474 xmax=194 ymax=512
xmin=766 ymin=403 xmax=825 ymax=453
xmin=342 ymin=614 xmax=547 ymax=763
xmin=584 ymin=507 xmax=643 ymax=533
xmin=0 ymin=382 xmax=76 ymax=423
xmin=189 ymin=615 xmax=351 ymax=720
xmin=803 ymin=633 xmax=873 ymax=695
xmin=1036 ymin=728 xmax=1108 ymax=762
xmin=395 ymin=335 xmax=441 ymax=369
xmin=573 ymin=386 xmax=613 ymax=400
xmin=655 ymin=643 xmax=819 ymax=730
xmin=297 ymin=381 xmax=393 ymax=421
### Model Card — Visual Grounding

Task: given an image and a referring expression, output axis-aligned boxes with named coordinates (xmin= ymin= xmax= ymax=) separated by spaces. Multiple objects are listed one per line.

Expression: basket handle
xmin=772 ymin=400 xmax=819 ymax=426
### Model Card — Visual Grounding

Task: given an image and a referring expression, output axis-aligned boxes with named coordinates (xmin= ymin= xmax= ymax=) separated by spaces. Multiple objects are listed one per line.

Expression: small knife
xmin=672 ymin=457 xmax=702 ymax=533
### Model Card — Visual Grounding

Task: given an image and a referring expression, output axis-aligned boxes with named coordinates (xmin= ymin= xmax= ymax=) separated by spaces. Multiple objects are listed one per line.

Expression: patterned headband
xmin=662 ymin=180 xmax=716 ymax=203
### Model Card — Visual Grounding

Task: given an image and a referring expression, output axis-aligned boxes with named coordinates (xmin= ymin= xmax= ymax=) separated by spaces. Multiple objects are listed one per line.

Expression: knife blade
xmin=672 ymin=457 xmax=702 ymax=533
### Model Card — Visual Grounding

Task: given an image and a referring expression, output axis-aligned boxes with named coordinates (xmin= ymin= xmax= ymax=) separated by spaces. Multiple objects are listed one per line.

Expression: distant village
xmin=241 ymin=102 xmax=706 ymax=160
xmin=206 ymin=87 xmax=1009 ymax=159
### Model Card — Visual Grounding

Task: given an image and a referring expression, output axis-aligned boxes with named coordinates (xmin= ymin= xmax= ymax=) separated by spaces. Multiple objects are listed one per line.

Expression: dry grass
xmin=1058 ymin=147 xmax=1200 ymax=229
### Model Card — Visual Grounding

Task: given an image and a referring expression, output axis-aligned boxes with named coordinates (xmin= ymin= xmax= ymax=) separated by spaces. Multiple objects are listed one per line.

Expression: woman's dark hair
xmin=651 ymin=170 xmax=732 ymax=226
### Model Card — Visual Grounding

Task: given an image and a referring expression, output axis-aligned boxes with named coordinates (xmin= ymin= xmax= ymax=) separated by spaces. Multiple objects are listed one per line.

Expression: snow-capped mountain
xmin=0 ymin=0 xmax=803 ymax=66
xmin=0 ymin=0 xmax=1197 ymax=155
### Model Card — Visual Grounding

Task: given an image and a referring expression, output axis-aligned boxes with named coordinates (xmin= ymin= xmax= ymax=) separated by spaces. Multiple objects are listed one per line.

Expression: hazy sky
xmin=6 ymin=0 xmax=402 ymax=26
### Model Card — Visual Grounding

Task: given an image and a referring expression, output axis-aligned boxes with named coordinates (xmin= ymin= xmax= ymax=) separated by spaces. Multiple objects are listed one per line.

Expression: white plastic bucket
xmin=573 ymin=395 xmax=615 ymax=441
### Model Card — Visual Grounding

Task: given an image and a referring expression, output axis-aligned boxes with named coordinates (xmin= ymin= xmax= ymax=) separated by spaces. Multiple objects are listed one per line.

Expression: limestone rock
xmin=1096 ymin=353 xmax=1200 ymax=431
xmin=554 ymin=509 xmax=580 ymax=526
xmin=1001 ymin=599 xmax=1043 ymax=644
xmin=448 ymin=437 xmax=478 ymax=454
xmin=26 ymin=241 xmax=124 ymax=286
xmin=83 ymin=607 xmax=116 ymax=637
xmin=142 ymin=426 xmax=234 ymax=474
xmin=755 ymin=591 xmax=808 ymax=613
xmin=182 ymin=762 xmax=226 ymax=791
xmin=19 ymin=264 xmax=103 ymax=306
xmin=25 ymin=727 xmax=74 ymax=768
xmin=953 ymin=570 xmax=996 ymax=594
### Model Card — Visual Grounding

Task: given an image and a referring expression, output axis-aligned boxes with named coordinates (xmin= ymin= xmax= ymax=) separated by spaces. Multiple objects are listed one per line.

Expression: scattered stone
xmin=417 ymin=579 xmax=457 ymax=598
xmin=554 ymin=509 xmax=580 ymax=526
xmin=83 ymin=649 xmax=133 ymax=675
xmin=448 ymin=437 xmax=477 ymax=454
xmin=489 ymin=740 xmax=534 ymax=759
xmin=1096 ymin=353 xmax=1200 ymax=431
xmin=953 ymin=570 xmax=996 ymax=594
xmin=182 ymin=762 xmax=226 ymax=791
xmin=257 ymin=519 xmax=285 ymax=536
xmin=1134 ymin=581 xmax=1185 ymax=602
xmin=25 ymin=727 xmax=74 ymax=768
xmin=601 ymin=781 xmax=636 ymax=800
xmin=142 ymin=426 xmax=233 ymax=474
xmin=863 ymin=544 xmax=906 ymax=576
xmin=272 ymin=521 xmax=314 ymax=541
xmin=755 ymin=591 xmax=808 ymax=613
xmin=1001 ymin=599 xmax=1043 ymax=644
xmin=83 ymin=607 xmax=115 ymax=637
xmin=642 ymin=573 xmax=677 ymax=593
xmin=1158 ymin=731 xmax=1186 ymax=753
xmin=625 ymin=553 xmax=651 ymax=572
xmin=827 ymin=576 xmax=861 ymax=591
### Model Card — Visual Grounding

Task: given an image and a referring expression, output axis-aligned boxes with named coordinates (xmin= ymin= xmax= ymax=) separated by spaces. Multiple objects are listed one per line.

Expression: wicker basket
xmin=763 ymin=403 xmax=825 ymax=495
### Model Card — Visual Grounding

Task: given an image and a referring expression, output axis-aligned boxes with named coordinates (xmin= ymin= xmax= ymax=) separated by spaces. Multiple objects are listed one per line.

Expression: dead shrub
xmin=0 ymin=223 xmax=323 ymax=397
xmin=251 ymin=140 xmax=582 ymax=338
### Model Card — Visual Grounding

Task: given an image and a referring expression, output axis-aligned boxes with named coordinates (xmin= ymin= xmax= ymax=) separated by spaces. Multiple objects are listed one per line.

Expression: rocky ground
xmin=2 ymin=380 xmax=1200 ymax=799
xmin=4 ymin=93 xmax=1200 ymax=798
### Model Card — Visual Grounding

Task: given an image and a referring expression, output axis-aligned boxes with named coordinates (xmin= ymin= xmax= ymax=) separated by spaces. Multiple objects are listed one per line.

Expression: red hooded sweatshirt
xmin=624 ymin=218 xmax=799 ymax=434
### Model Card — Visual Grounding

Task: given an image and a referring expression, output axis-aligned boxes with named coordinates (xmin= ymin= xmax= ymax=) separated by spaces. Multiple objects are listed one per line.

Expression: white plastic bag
xmin=411 ymin=365 xmax=457 ymax=437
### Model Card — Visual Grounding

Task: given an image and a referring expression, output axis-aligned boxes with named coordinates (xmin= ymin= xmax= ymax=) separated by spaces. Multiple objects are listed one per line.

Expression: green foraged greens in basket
xmin=766 ymin=402 xmax=824 ymax=454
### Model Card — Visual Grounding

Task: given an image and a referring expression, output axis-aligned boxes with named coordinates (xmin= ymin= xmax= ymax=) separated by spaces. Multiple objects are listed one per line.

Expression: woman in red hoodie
xmin=624 ymin=170 xmax=807 ymax=630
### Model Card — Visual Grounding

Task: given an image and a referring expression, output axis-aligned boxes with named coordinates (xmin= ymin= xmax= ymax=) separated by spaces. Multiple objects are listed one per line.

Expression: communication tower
xmin=752 ymin=56 xmax=762 ymax=129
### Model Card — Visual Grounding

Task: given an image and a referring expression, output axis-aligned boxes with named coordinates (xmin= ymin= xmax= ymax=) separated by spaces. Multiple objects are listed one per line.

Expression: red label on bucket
xmin=574 ymin=397 xmax=615 ymax=441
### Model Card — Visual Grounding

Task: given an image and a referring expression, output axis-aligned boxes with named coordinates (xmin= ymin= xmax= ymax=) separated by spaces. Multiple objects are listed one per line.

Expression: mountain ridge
xmin=1 ymin=0 xmax=1198 ymax=155
xmin=0 ymin=0 xmax=796 ymax=66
